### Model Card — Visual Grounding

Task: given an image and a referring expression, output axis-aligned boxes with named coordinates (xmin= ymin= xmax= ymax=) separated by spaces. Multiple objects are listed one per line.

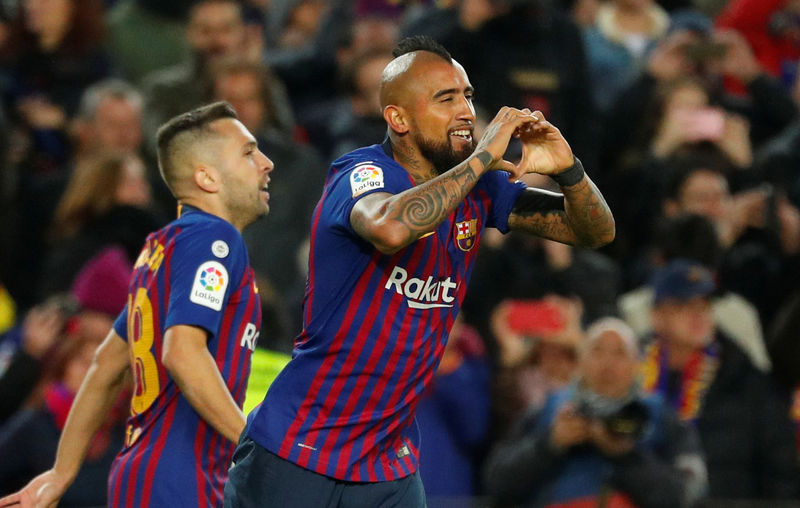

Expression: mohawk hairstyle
xmin=391 ymin=35 xmax=452 ymax=62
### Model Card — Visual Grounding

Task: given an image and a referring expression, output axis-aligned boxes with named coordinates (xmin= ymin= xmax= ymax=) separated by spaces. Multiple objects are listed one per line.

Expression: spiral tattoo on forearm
xmin=401 ymin=194 xmax=444 ymax=229
xmin=389 ymin=159 xmax=480 ymax=236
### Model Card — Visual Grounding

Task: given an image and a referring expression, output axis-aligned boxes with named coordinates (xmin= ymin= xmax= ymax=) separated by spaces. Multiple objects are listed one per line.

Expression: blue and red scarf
xmin=641 ymin=340 xmax=720 ymax=422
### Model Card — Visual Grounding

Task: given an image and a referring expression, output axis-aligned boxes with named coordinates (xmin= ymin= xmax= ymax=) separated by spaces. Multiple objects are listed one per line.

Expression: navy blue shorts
xmin=223 ymin=436 xmax=427 ymax=508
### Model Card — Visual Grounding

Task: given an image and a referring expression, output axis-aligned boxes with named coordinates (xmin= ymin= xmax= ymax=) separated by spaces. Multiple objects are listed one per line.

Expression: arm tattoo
xmin=476 ymin=150 xmax=493 ymax=169
xmin=509 ymin=177 xmax=615 ymax=248
xmin=562 ymin=177 xmax=615 ymax=248
xmin=385 ymin=155 xmax=482 ymax=242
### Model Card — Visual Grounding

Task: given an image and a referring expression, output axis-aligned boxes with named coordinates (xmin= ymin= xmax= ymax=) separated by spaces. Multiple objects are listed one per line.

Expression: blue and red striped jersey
xmin=108 ymin=206 xmax=261 ymax=508
xmin=247 ymin=143 xmax=525 ymax=482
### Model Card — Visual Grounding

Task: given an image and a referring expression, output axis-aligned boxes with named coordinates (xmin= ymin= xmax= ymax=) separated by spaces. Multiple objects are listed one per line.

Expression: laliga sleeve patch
xmin=190 ymin=261 xmax=229 ymax=311
xmin=350 ymin=163 xmax=384 ymax=198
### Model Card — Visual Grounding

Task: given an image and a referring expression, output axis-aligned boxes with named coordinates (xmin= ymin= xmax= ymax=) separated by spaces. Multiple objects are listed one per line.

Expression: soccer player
xmin=0 ymin=101 xmax=273 ymax=508
xmin=224 ymin=37 xmax=615 ymax=507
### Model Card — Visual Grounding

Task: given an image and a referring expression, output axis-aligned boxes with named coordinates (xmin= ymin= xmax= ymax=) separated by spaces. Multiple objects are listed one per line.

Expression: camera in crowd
xmin=574 ymin=394 xmax=650 ymax=440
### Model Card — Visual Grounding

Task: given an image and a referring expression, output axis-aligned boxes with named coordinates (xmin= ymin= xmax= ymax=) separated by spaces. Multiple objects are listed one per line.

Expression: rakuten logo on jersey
xmin=385 ymin=266 xmax=456 ymax=309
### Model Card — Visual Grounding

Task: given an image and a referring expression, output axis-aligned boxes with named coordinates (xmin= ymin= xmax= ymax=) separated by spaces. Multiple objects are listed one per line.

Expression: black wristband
xmin=550 ymin=157 xmax=585 ymax=187
xmin=475 ymin=150 xmax=493 ymax=169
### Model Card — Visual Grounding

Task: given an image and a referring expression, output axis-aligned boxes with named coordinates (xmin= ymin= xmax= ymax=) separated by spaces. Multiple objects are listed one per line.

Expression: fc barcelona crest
xmin=455 ymin=219 xmax=478 ymax=252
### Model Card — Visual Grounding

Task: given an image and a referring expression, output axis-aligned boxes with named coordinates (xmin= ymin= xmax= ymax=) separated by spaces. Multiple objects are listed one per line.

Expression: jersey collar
xmin=177 ymin=203 xmax=203 ymax=218
xmin=381 ymin=135 xmax=393 ymax=158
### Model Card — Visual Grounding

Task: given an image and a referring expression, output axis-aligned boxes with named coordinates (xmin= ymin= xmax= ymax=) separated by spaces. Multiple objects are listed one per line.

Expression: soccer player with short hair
xmin=224 ymin=36 xmax=615 ymax=507
xmin=0 ymin=101 xmax=273 ymax=508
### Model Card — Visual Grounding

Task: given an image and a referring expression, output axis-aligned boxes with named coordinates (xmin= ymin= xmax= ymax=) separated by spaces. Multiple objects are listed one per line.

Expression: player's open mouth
xmin=450 ymin=129 xmax=472 ymax=142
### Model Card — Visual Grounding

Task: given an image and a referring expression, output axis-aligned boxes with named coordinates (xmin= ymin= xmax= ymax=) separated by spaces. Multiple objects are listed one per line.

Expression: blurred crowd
xmin=0 ymin=0 xmax=799 ymax=506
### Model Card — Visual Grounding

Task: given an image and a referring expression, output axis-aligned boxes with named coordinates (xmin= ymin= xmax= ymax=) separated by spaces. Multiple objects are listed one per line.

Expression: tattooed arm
xmin=351 ymin=152 xmax=490 ymax=254
xmin=351 ymin=107 xmax=537 ymax=254
xmin=507 ymin=111 xmax=615 ymax=248
xmin=508 ymin=173 xmax=615 ymax=248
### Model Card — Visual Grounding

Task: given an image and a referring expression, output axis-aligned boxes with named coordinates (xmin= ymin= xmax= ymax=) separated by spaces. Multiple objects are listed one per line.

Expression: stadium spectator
xmin=619 ymin=213 xmax=770 ymax=373
xmin=262 ymin=0 xmax=350 ymax=122
xmin=434 ymin=0 xmax=601 ymax=170
xmin=0 ymin=245 xmax=131 ymax=506
xmin=0 ymin=296 xmax=72 ymax=426
xmin=644 ymin=259 xmax=799 ymax=499
xmin=327 ymin=49 xmax=394 ymax=160
xmin=489 ymin=295 xmax=584 ymax=438
xmin=581 ymin=0 xmax=670 ymax=112
xmin=141 ymin=0 xmax=292 ymax=154
xmin=70 ymin=79 xmax=144 ymax=162
xmin=416 ymin=316 xmax=491 ymax=504
xmin=39 ymin=151 xmax=159 ymax=299
xmin=483 ymin=317 xmax=707 ymax=508
xmin=602 ymin=76 xmax=754 ymax=262
xmin=656 ymin=156 xmax=800 ymax=325
xmin=463 ymin=232 xmax=620 ymax=344
xmin=716 ymin=0 xmax=800 ymax=90
xmin=0 ymin=0 xmax=114 ymax=308
xmin=0 ymin=336 xmax=123 ymax=506
xmin=0 ymin=245 xmax=131 ymax=427
xmin=212 ymin=57 xmax=326 ymax=350
xmin=300 ymin=16 xmax=398 ymax=157
xmin=601 ymin=12 xmax=797 ymax=198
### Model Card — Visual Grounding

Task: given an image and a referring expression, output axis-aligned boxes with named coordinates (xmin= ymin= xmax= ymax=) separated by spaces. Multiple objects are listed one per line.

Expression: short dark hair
xmin=662 ymin=151 xmax=730 ymax=201
xmin=156 ymin=101 xmax=238 ymax=193
xmin=392 ymin=36 xmax=451 ymax=62
xmin=656 ymin=213 xmax=723 ymax=269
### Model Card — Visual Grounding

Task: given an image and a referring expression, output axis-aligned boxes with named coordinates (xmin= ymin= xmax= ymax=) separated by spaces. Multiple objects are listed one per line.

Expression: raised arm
xmin=507 ymin=112 xmax=615 ymax=248
xmin=0 ymin=330 xmax=130 ymax=508
xmin=161 ymin=324 xmax=246 ymax=443
xmin=508 ymin=166 xmax=615 ymax=248
xmin=352 ymin=107 xmax=537 ymax=254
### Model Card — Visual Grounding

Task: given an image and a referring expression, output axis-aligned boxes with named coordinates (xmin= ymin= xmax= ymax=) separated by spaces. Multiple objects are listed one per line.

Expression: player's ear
xmin=384 ymin=105 xmax=409 ymax=135
xmin=195 ymin=166 xmax=221 ymax=193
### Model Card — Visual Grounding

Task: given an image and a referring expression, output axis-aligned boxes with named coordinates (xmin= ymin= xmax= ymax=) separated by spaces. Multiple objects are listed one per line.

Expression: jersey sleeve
xmin=113 ymin=307 xmax=128 ymax=340
xmin=476 ymin=171 xmax=527 ymax=233
xmin=164 ymin=221 xmax=246 ymax=337
xmin=324 ymin=160 xmax=412 ymax=235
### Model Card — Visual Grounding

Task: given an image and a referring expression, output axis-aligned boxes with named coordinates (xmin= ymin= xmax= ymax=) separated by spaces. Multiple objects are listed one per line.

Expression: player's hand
xmin=472 ymin=106 xmax=538 ymax=172
xmin=0 ymin=470 xmax=69 ymax=508
xmin=512 ymin=110 xmax=574 ymax=180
